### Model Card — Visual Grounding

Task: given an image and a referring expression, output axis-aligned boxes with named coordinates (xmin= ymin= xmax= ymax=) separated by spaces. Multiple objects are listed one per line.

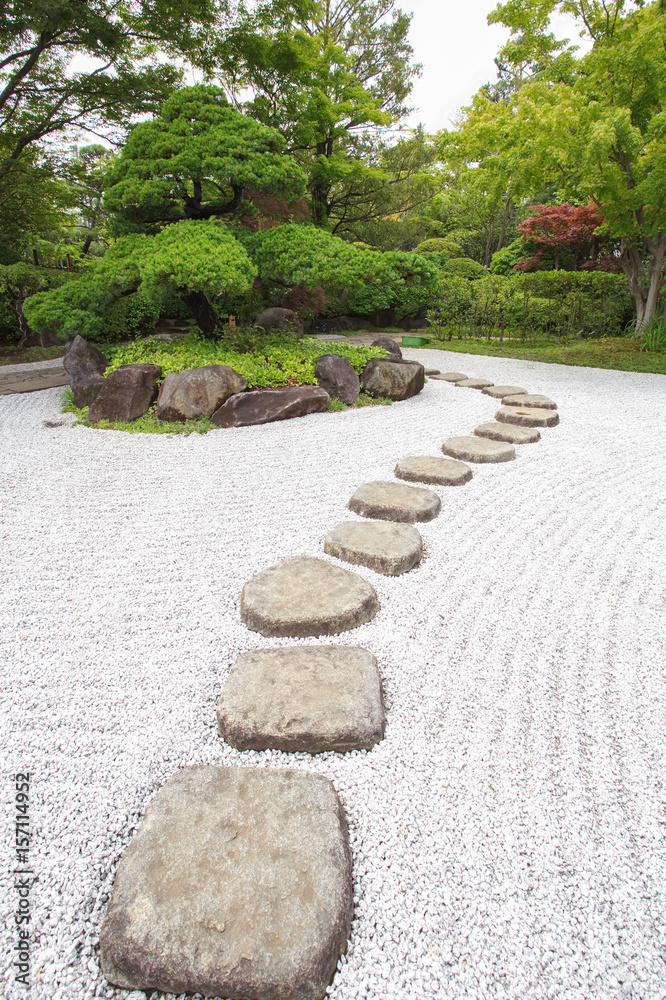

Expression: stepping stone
xmin=217 ymin=646 xmax=385 ymax=753
xmin=455 ymin=377 xmax=493 ymax=389
xmin=431 ymin=372 xmax=467 ymax=382
xmin=425 ymin=368 xmax=440 ymax=375
xmin=394 ymin=455 xmax=472 ymax=486
xmin=495 ymin=405 xmax=559 ymax=428
xmin=475 ymin=421 xmax=541 ymax=444
xmin=502 ymin=392 xmax=557 ymax=409
xmin=482 ymin=384 xmax=527 ymax=399
xmin=0 ymin=367 xmax=69 ymax=395
xmin=241 ymin=555 xmax=379 ymax=637
xmin=324 ymin=520 xmax=422 ymax=575
xmin=442 ymin=436 xmax=515 ymax=463
xmin=99 ymin=766 xmax=352 ymax=1000
xmin=348 ymin=481 xmax=440 ymax=523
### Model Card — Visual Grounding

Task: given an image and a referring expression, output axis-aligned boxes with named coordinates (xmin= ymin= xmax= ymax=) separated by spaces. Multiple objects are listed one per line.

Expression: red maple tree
xmin=514 ymin=203 xmax=606 ymax=271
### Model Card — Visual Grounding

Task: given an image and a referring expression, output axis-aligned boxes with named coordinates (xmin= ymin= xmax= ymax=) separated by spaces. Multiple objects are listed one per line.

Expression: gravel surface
xmin=2 ymin=347 xmax=666 ymax=1000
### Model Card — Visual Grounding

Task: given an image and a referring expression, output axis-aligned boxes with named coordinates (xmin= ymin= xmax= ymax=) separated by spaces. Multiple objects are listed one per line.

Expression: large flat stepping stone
xmin=324 ymin=520 xmax=422 ymax=575
xmin=442 ymin=435 xmax=515 ymax=463
xmin=99 ymin=766 xmax=352 ymax=1000
xmin=241 ymin=555 xmax=379 ymax=637
xmin=431 ymin=371 xmax=467 ymax=382
xmin=217 ymin=646 xmax=385 ymax=753
xmin=0 ymin=367 xmax=69 ymax=395
xmin=475 ymin=421 xmax=540 ymax=444
xmin=482 ymin=384 xmax=527 ymax=399
xmin=425 ymin=368 xmax=440 ymax=375
xmin=455 ymin=377 xmax=493 ymax=389
xmin=394 ymin=455 xmax=472 ymax=486
xmin=348 ymin=480 xmax=440 ymax=522
xmin=496 ymin=405 xmax=559 ymax=428
xmin=503 ymin=392 xmax=557 ymax=409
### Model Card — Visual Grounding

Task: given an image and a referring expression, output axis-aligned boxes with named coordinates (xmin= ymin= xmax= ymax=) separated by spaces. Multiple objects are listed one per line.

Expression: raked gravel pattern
xmin=1 ymin=347 xmax=666 ymax=1000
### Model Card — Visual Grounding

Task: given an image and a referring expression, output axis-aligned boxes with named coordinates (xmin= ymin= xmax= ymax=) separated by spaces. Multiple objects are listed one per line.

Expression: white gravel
xmin=2 ymin=347 xmax=666 ymax=1000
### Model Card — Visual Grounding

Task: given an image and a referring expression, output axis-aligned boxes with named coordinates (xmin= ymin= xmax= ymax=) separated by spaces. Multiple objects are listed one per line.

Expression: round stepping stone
xmin=241 ymin=555 xmax=379 ymax=637
xmin=455 ymin=377 xmax=494 ymax=389
xmin=495 ymin=405 xmax=559 ymax=428
xmin=324 ymin=520 xmax=422 ymax=576
xmin=430 ymin=372 xmax=467 ymax=382
xmin=99 ymin=766 xmax=352 ymax=999
xmin=442 ymin=435 xmax=515 ymax=463
xmin=425 ymin=368 xmax=441 ymax=375
xmin=348 ymin=480 xmax=441 ymax=522
xmin=394 ymin=455 xmax=472 ymax=486
xmin=474 ymin=421 xmax=540 ymax=444
xmin=482 ymin=384 xmax=527 ymax=399
xmin=217 ymin=646 xmax=385 ymax=753
xmin=503 ymin=392 xmax=557 ymax=409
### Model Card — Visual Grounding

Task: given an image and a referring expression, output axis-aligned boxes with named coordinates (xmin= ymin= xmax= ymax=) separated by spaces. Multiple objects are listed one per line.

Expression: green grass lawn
xmin=424 ymin=335 xmax=666 ymax=375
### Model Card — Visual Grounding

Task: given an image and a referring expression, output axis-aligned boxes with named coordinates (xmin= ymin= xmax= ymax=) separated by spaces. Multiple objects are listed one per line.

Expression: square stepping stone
xmin=394 ymin=455 xmax=472 ymax=486
xmin=217 ymin=646 xmax=385 ymax=753
xmin=495 ymin=405 xmax=559 ymax=428
xmin=430 ymin=372 xmax=467 ymax=382
xmin=474 ymin=421 xmax=540 ymax=444
xmin=502 ymin=392 xmax=557 ymax=409
xmin=324 ymin=520 xmax=422 ymax=575
xmin=348 ymin=480 xmax=441 ymax=522
xmin=441 ymin=436 xmax=515 ymax=463
xmin=481 ymin=385 xmax=527 ymax=399
xmin=241 ymin=555 xmax=379 ymax=637
xmin=99 ymin=766 xmax=353 ymax=1000
xmin=455 ymin=378 xmax=493 ymax=389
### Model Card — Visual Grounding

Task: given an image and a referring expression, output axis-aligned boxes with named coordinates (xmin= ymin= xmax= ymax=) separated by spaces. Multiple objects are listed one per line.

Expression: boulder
xmin=156 ymin=365 xmax=247 ymax=421
xmin=241 ymin=555 xmax=379 ymax=637
xmin=70 ymin=375 xmax=105 ymax=408
xmin=212 ymin=385 xmax=330 ymax=428
xmin=318 ymin=316 xmax=369 ymax=333
xmin=86 ymin=364 xmax=162 ymax=424
xmin=63 ymin=335 xmax=108 ymax=380
xmin=99 ymin=766 xmax=353 ymax=1000
xmin=361 ymin=358 xmax=424 ymax=401
xmin=314 ymin=354 xmax=360 ymax=405
xmin=254 ymin=307 xmax=303 ymax=336
xmin=370 ymin=335 xmax=402 ymax=358
xmin=217 ymin=646 xmax=385 ymax=753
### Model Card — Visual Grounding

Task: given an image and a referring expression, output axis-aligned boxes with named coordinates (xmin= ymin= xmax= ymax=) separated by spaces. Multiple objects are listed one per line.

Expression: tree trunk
xmin=13 ymin=300 xmax=63 ymax=348
xmin=620 ymin=235 xmax=666 ymax=331
xmin=184 ymin=291 xmax=219 ymax=338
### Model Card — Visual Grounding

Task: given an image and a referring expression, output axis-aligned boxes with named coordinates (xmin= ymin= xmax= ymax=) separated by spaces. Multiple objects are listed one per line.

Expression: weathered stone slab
xmin=99 ymin=766 xmax=352 ymax=1000
xmin=455 ymin=377 xmax=493 ymax=389
xmin=156 ymin=365 xmax=247 ymax=421
xmin=217 ymin=646 xmax=385 ymax=753
xmin=495 ymin=405 xmax=559 ymax=428
xmin=86 ymin=364 xmax=162 ymax=423
xmin=241 ymin=555 xmax=379 ymax=637
xmin=324 ymin=519 xmax=422 ymax=575
xmin=481 ymin=385 xmax=527 ymax=399
xmin=394 ymin=455 xmax=472 ymax=486
xmin=348 ymin=480 xmax=440 ymax=522
xmin=212 ymin=385 xmax=329 ymax=428
xmin=0 ymin=367 xmax=69 ymax=395
xmin=360 ymin=358 xmax=424 ymax=400
xmin=315 ymin=353 xmax=360 ymax=405
xmin=502 ymin=393 xmax=557 ymax=409
xmin=474 ymin=421 xmax=540 ymax=444
xmin=442 ymin=435 xmax=515 ymax=463
xmin=430 ymin=372 xmax=467 ymax=382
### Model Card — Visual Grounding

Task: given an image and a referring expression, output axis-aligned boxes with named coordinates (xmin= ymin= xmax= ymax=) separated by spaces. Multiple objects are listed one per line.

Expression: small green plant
xmin=355 ymin=393 xmax=392 ymax=407
xmin=636 ymin=318 xmax=666 ymax=352
xmin=327 ymin=397 xmax=348 ymax=412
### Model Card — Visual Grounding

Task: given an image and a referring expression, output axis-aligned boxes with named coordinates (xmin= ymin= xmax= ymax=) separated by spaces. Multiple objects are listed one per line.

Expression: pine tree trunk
xmin=184 ymin=291 xmax=219 ymax=338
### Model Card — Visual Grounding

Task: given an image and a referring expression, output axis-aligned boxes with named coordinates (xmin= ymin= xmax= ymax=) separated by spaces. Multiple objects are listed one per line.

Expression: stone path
xmin=0 ymin=364 xmax=68 ymax=395
xmin=100 ymin=357 xmax=562 ymax=999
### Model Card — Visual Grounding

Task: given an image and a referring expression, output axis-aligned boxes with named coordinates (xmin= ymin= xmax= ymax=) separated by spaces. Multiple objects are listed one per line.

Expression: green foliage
xmin=105 ymin=330 xmax=385 ymax=388
xmin=23 ymin=222 xmax=257 ymax=342
xmin=0 ymin=263 xmax=72 ymax=340
xmin=104 ymin=86 xmax=307 ymax=235
xmin=414 ymin=238 xmax=450 ymax=254
xmin=636 ymin=318 xmax=666 ymax=353
xmin=490 ymin=238 xmax=527 ymax=275
xmin=63 ymin=399 xmax=216 ymax=435
xmin=441 ymin=257 xmax=488 ymax=280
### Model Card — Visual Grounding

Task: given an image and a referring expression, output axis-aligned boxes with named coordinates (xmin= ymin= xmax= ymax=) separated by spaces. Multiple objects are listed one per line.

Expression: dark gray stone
xmin=315 ymin=354 xmax=360 ymax=405
xmin=361 ymin=358 xmax=424 ymax=401
xmin=86 ymin=364 xmax=162 ymax=423
xmin=156 ymin=365 xmax=247 ymax=421
xmin=370 ymin=335 xmax=402 ymax=358
xmin=254 ymin=307 xmax=303 ymax=336
xmin=99 ymin=766 xmax=353 ymax=1000
xmin=63 ymin=335 xmax=108 ymax=380
xmin=217 ymin=646 xmax=385 ymax=753
xmin=70 ymin=375 xmax=104 ymax=407
xmin=212 ymin=385 xmax=330 ymax=428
